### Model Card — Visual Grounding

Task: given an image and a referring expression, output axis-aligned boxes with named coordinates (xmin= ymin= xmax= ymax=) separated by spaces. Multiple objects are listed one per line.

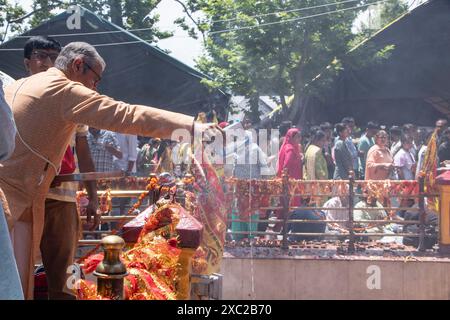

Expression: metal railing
xmin=76 ymin=174 xmax=440 ymax=254
xmin=225 ymin=172 xmax=439 ymax=253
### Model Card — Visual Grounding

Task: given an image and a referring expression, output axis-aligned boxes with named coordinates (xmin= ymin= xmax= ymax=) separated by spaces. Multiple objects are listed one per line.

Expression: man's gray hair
xmin=54 ymin=42 xmax=106 ymax=72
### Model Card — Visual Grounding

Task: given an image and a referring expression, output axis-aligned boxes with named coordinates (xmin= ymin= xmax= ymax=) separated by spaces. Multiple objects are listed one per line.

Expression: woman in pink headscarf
xmin=274 ymin=128 xmax=303 ymax=231
xmin=277 ymin=128 xmax=303 ymax=179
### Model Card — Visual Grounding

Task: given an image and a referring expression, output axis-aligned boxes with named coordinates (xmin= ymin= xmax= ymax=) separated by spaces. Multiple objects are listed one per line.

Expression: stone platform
xmin=221 ymin=243 xmax=450 ymax=300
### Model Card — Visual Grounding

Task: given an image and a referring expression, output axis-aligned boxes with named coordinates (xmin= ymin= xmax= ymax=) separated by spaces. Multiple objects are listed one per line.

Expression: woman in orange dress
xmin=365 ymin=130 xmax=394 ymax=180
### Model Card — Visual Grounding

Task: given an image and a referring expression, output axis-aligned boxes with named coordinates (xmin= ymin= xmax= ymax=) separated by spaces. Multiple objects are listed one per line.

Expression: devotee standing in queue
xmin=365 ymin=130 xmax=394 ymax=180
xmin=320 ymin=122 xmax=335 ymax=179
xmin=342 ymin=117 xmax=359 ymax=176
xmin=136 ymin=138 xmax=160 ymax=176
xmin=394 ymin=135 xmax=416 ymax=180
xmin=389 ymin=126 xmax=402 ymax=155
xmin=276 ymin=127 xmax=303 ymax=233
xmin=156 ymin=140 xmax=174 ymax=173
xmin=304 ymin=130 xmax=328 ymax=180
xmin=392 ymin=124 xmax=417 ymax=157
xmin=113 ymin=133 xmax=138 ymax=175
xmin=113 ymin=133 xmax=138 ymax=215
xmin=333 ymin=123 xmax=353 ymax=179
xmin=173 ymin=136 xmax=193 ymax=176
xmin=277 ymin=128 xmax=303 ymax=179
xmin=0 ymin=42 xmax=217 ymax=299
xmin=436 ymin=118 xmax=448 ymax=146
xmin=228 ymin=131 xmax=269 ymax=240
xmin=87 ymin=127 xmax=122 ymax=172
xmin=415 ymin=129 xmax=433 ymax=178
xmin=358 ymin=122 xmax=378 ymax=179
xmin=438 ymin=128 xmax=450 ymax=163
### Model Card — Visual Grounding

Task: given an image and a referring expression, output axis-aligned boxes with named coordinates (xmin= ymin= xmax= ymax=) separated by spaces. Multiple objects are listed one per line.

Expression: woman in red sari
xmin=277 ymin=128 xmax=303 ymax=179
xmin=275 ymin=128 xmax=303 ymax=231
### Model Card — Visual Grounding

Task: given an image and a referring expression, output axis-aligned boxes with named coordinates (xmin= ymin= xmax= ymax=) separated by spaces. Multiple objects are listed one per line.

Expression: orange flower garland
xmin=76 ymin=175 xmax=163 ymax=264
xmin=76 ymin=203 xmax=182 ymax=300
xmin=225 ymin=178 xmax=420 ymax=218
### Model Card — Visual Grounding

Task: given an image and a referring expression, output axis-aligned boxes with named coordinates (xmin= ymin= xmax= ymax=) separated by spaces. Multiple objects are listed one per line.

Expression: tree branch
xmin=1 ymin=21 xmax=10 ymax=44
xmin=7 ymin=0 xmax=64 ymax=24
xmin=280 ymin=95 xmax=288 ymax=110
xmin=173 ymin=0 xmax=206 ymax=45
xmin=276 ymin=35 xmax=288 ymax=110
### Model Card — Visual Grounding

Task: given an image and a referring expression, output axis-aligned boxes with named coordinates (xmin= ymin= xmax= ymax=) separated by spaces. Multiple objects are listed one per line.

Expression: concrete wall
xmin=221 ymin=258 xmax=450 ymax=300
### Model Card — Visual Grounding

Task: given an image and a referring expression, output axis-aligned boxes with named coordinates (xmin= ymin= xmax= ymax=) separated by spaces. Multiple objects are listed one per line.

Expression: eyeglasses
xmin=31 ymin=50 xmax=59 ymax=62
xmin=84 ymin=61 xmax=102 ymax=85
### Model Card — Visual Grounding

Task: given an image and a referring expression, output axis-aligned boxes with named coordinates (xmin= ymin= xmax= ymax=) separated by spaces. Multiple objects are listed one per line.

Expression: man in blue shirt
xmin=358 ymin=122 xmax=379 ymax=179
xmin=338 ymin=117 xmax=359 ymax=177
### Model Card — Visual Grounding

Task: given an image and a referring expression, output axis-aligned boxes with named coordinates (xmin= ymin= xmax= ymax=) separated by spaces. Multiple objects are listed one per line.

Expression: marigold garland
xmin=225 ymin=178 xmax=420 ymax=219
xmin=76 ymin=204 xmax=182 ymax=300
xmin=76 ymin=175 xmax=165 ymax=264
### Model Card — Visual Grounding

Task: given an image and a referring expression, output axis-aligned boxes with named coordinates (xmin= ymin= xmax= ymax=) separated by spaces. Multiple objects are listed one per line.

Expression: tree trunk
xmin=249 ymin=93 xmax=260 ymax=125
xmin=280 ymin=95 xmax=288 ymax=110
xmin=288 ymin=28 xmax=310 ymax=125
xmin=286 ymin=64 xmax=305 ymax=123
xmin=290 ymin=66 xmax=310 ymax=127
xmin=109 ymin=0 xmax=123 ymax=27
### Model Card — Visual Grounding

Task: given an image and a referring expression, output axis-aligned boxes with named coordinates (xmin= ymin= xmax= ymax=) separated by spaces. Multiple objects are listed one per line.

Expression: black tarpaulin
xmin=0 ymin=7 xmax=229 ymax=118
xmin=318 ymin=0 xmax=450 ymax=126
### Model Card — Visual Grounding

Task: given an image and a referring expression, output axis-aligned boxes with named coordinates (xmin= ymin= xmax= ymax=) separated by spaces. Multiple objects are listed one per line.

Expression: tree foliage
xmin=175 ymin=0 xmax=409 ymax=123
xmin=1 ymin=0 xmax=409 ymax=123
xmin=1 ymin=0 xmax=172 ymax=43
xmin=0 ymin=0 xmax=26 ymax=42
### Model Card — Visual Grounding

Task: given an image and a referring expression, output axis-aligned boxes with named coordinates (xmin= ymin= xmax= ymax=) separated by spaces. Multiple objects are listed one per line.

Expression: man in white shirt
xmin=113 ymin=133 xmax=138 ymax=216
xmin=113 ymin=133 xmax=138 ymax=174
xmin=323 ymin=196 xmax=349 ymax=234
xmin=394 ymin=136 xmax=416 ymax=180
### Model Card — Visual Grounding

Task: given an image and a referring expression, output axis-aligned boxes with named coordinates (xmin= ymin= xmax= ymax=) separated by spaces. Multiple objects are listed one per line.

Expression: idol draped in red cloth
xmin=277 ymin=128 xmax=303 ymax=179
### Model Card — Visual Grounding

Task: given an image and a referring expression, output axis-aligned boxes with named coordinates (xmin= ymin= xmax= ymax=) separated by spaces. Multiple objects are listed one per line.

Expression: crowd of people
xmin=222 ymin=117 xmax=447 ymax=249
xmin=271 ymin=117 xmax=450 ymax=182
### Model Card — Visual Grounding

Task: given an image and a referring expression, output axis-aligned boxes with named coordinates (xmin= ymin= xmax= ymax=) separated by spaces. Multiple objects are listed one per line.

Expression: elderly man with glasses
xmin=22 ymin=36 xmax=100 ymax=300
xmin=1 ymin=41 xmax=219 ymax=299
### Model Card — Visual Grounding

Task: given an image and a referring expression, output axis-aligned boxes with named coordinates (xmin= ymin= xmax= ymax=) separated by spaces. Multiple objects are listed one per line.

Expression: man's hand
xmin=49 ymin=178 xmax=62 ymax=188
xmin=193 ymin=122 xmax=224 ymax=142
xmin=85 ymin=200 xmax=100 ymax=231
xmin=105 ymin=143 xmax=123 ymax=158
